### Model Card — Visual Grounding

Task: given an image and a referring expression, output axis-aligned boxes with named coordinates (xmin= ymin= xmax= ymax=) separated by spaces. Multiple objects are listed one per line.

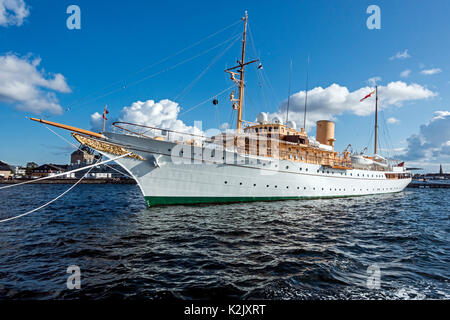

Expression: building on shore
xmin=70 ymin=146 xmax=96 ymax=165
xmin=413 ymin=164 xmax=449 ymax=180
xmin=31 ymin=164 xmax=74 ymax=178
xmin=10 ymin=165 xmax=26 ymax=178
xmin=0 ymin=161 xmax=12 ymax=179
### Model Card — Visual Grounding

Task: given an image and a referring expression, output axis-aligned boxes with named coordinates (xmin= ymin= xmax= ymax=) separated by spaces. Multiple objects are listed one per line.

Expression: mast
xmin=374 ymin=85 xmax=378 ymax=155
xmin=225 ymin=11 xmax=258 ymax=133
xmin=236 ymin=11 xmax=248 ymax=133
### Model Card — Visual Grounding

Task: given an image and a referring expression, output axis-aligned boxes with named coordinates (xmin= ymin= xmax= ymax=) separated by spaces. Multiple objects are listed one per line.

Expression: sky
xmin=0 ymin=0 xmax=449 ymax=172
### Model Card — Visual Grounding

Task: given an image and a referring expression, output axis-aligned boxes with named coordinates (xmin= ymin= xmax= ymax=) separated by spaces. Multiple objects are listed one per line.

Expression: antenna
xmin=303 ymin=55 xmax=310 ymax=131
xmin=286 ymin=59 xmax=292 ymax=123
xmin=374 ymin=85 xmax=379 ymax=155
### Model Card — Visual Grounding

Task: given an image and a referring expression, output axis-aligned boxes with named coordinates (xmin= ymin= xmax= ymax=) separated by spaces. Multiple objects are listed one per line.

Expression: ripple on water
xmin=0 ymin=184 xmax=448 ymax=299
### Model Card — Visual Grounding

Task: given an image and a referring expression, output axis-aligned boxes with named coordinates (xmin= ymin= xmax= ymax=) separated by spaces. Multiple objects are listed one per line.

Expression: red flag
xmin=360 ymin=90 xmax=375 ymax=102
xmin=102 ymin=105 xmax=109 ymax=120
xmin=398 ymin=162 xmax=405 ymax=167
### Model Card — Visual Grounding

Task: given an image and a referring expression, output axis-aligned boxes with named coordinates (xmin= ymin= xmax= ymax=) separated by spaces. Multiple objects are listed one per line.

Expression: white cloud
xmin=389 ymin=49 xmax=410 ymax=60
xmin=0 ymin=54 xmax=71 ymax=114
xmin=0 ymin=0 xmax=29 ymax=27
xmin=90 ymin=112 xmax=103 ymax=132
xmin=399 ymin=110 xmax=450 ymax=161
xmin=387 ymin=117 xmax=400 ymax=124
xmin=91 ymin=99 xmax=205 ymax=138
xmin=420 ymin=68 xmax=442 ymax=75
xmin=400 ymin=69 xmax=411 ymax=78
xmin=269 ymin=81 xmax=436 ymax=130
xmin=367 ymin=77 xmax=381 ymax=86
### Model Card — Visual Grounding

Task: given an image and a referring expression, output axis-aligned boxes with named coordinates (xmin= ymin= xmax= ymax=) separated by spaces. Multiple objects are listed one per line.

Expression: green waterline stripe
xmin=144 ymin=192 xmax=401 ymax=207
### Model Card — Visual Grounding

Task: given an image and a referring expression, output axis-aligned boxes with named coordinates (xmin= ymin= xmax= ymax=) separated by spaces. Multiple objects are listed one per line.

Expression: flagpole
xmin=374 ymin=86 xmax=378 ymax=155
xmin=102 ymin=104 xmax=107 ymax=133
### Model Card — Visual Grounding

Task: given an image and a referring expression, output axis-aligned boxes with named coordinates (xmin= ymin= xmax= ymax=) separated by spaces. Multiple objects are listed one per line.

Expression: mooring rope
xmin=0 ymin=161 xmax=99 ymax=224
xmin=0 ymin=152 xmax=131 ymax=190
xmin=0 ymin=152 xmax=133 ymax=223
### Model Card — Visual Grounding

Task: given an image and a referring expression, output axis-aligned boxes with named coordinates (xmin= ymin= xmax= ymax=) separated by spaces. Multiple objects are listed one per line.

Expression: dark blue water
xmin=0 ymin=184 xmax=448 ymax=299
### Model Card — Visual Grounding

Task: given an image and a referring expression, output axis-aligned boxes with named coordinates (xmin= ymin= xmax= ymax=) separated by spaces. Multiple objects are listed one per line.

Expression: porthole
xmin=253 ymin=184 xmax=256 ymax=187
xmin=306 ymin=168 xmax=308 ymax=172
xmin=224 ymin=181 xmax=228 ymax=184
xmin=239 ymin=182 xmax=243 ymax=185
xmin=275 ymin=185 xmax=277 ymax=188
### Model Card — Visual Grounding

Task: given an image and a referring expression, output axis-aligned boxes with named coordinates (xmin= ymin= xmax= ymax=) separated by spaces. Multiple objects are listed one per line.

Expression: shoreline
xmin=0 ymin=178 xmax=136 ymax=185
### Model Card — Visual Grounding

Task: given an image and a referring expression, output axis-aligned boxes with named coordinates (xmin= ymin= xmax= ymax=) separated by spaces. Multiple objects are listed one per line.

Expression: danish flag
xmin=360 ymin=90 xmax=375 ymax=102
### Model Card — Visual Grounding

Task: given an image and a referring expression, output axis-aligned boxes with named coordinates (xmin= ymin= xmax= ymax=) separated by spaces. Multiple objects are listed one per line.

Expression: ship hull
xmin=92 ymin=132 xmax=412 ymax=207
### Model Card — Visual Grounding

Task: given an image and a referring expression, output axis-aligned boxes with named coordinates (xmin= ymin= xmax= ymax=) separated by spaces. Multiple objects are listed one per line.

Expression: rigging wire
xmin=67 ymin=33 xmax=242 ymax=109
xmin=173 ymin=34 xmax=241 ymax=101
xmin=286 ymin=59 xmax=293 ymax=123
xmin=42 ymin=125 xmax=134 ymax=179
xmin=248 ymin=23 xmax=269 ymax=113
xmin=64 ymin=19 xmax=242 ymax=110
xmin=178 ymin=85 xmax=235 ymax=116
xmin=248 ymin=23 xmax=280 ymax=110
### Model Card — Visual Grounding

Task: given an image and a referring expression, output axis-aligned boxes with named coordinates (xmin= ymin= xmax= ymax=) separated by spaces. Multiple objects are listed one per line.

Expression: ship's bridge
xmin=243 ymin=122 xmax=309 ymax=145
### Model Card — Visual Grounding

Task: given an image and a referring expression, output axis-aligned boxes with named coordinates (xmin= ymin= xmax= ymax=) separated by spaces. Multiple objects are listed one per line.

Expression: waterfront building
xmin=0 ymin=161 xmax=12 ymax=179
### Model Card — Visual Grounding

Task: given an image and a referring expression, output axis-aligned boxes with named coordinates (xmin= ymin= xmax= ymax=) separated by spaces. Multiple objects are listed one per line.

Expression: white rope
xmin=0 ymin=160 xmax=100 ymax=223
xmin=0 ymin=152 xmax=132 ymax=190
xmin=43 ymin=125 xmax=134 ymax=179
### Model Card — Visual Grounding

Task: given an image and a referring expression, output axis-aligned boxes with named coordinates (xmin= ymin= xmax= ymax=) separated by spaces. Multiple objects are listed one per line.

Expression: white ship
xmin=31 ymin=12 xmax=412 ymax=207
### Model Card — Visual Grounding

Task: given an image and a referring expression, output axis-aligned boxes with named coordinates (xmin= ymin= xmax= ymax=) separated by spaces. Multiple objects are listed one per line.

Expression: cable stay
xmin=67 ymin=33 xmax=242 ymax=110
xmin=173 ymin=33 xmax=241 ymax=101
xmin=64 ymin=19 xmax=242 ymax=111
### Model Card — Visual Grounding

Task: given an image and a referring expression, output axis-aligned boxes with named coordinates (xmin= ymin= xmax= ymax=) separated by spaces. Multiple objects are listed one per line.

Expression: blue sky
xmin=0 ymin=0 xmax=449 ymax=172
